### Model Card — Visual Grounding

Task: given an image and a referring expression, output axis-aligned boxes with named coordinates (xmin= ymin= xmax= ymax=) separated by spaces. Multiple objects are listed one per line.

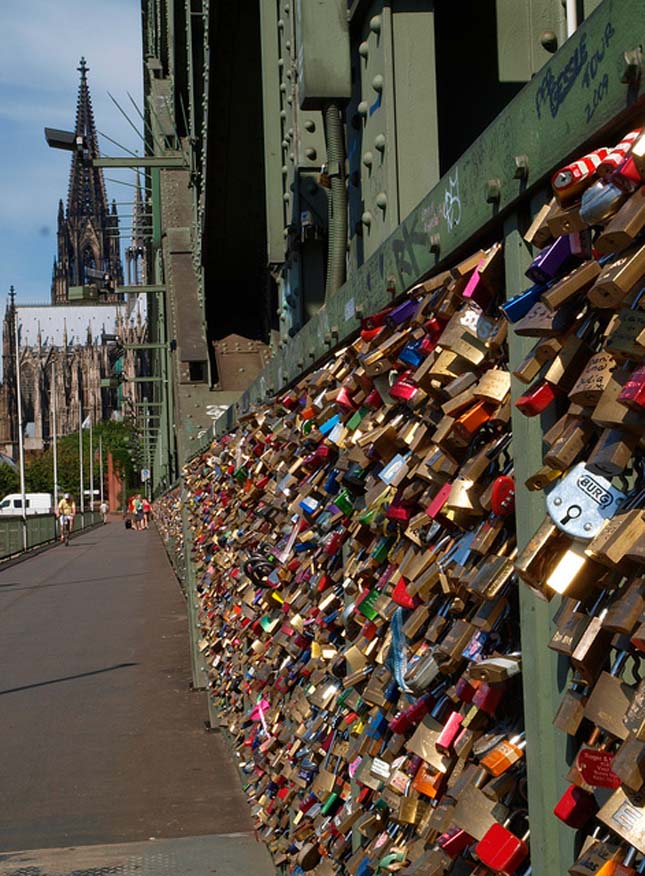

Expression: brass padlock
xmin=588 ymin=244 xmax=645 ymax=308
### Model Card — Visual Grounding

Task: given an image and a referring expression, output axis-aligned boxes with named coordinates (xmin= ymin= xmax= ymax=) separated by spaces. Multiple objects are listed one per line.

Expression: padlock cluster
xmin=509 ymin=128 xmax=645 ymax=868
xmin=161 ymin=250 xmax=541 ymax=876
xmin=154 ymin=487 xmax=186 ymax=581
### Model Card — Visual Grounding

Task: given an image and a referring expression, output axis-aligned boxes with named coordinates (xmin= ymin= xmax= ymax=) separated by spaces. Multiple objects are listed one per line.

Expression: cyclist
xmin=57 ymin=493 xmax=76 ymax=545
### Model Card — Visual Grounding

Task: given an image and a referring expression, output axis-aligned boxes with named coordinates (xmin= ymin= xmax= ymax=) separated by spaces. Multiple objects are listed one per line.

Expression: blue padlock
xmin=499 ymin=284 xmax=546 ymax=322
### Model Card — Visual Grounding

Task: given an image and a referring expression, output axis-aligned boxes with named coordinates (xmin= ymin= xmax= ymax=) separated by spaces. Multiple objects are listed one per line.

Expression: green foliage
xmin=0 ymin=463 xmax=19 ymax=498
xmin=18 ymin=421 xmax=139 ymax=498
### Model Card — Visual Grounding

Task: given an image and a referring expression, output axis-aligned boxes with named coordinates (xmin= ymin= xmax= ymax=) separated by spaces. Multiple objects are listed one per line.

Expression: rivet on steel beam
xmin=513 ymin=154 xmax=529 ymax=180
xmin=376 ymin=192 xmax=387 ymax=210
xmin=370 ymin=15 xmax=382 ymax=34
xmin=363 ymin=151 xmax=373 ymax=167
xmin=430 ymin=234 xmax=440 ymax=254
xmin=361 ymin=211 xmax=373 ymax=227
xmin=308 ymin=350 xmax=315 ymax=360
xmin=324 ymin=332 xmax=332 ymax=346
xmin=355 ymin=303 xmax=365 ymax=319
xmin=540 ymin=31 xmax=558 ymax=53
xmin=359 ymin=41 xmax=369 ymax=59
xmin=296 ymin=358 xmax=304 ymax=368
xmin=305 ymin=147 xmax=317 ymax=161
xmin=304 ymin=119 xmax=316 ymax=132
xmin=374 ymin=134 xmax=386 ymax=152
xmin=622 ymin=47 xmax=642 ymax=84
xmin=358 ymin=100 xmax=369 ymax=117
xmin=486 ymin=178 xmax=501 ymax=203
xmin=372 ymin=74 xmax=384 ymax=93
xmin=331 ymin=325 xmax=339 ymax=339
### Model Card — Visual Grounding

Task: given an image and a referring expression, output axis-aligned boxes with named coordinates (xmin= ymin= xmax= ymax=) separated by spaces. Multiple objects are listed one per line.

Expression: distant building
xmin=51 ymin=57 xmax=124 ymax=304
xmin=0 ymin=291 xmax=146 ymax=456
xmin=0 ymin=58 xmax=148 ymax=457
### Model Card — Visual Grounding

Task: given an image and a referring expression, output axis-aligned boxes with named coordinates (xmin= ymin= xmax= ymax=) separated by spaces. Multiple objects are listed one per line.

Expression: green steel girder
xmin=129 ymin=376 xmax=165 ymax=382
xmin=116 ymin=285 xmax=166 ymax=294
xmin=214 ymin=0 xmax=645 ymax=438
xmin=123 ymin=342 xmax=167 ymax=350
xmin=92 ymin=156 xmax=187 ymax=168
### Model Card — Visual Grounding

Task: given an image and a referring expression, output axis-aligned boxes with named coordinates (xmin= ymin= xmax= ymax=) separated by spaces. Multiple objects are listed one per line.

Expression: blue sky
xmin=0 ymin=0 xmax=143 ymax=308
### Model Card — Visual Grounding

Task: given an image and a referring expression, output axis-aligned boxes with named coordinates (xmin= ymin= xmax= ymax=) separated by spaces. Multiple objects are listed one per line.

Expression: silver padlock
xmin=546 ymin=462 xmax=626 ymax=539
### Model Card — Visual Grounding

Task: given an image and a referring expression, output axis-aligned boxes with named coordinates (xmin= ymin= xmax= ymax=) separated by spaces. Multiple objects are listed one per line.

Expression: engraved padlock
xmin=545 ymin=463 xmax=626 ymax=540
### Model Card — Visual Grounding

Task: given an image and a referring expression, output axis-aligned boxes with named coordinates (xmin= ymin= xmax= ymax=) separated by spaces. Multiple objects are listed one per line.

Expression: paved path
xmin=0 ymin=521 xmax=273 ymax=876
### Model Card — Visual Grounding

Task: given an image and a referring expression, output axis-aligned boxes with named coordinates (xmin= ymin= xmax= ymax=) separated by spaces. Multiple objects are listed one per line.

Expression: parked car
xmin=0 ymin=493 xmax=53 ymax=516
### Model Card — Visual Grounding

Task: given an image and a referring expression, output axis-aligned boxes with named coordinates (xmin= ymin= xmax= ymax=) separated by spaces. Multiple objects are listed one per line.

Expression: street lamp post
xmin=14 ymin=317 xmax=27 ymax=550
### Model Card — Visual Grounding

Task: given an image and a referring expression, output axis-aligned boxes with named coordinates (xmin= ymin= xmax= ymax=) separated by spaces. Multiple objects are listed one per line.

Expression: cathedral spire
xmin=66 ymin=58 xmax=108 ymax=220
xmin=52 ymin=59 xmax=124 ymax=303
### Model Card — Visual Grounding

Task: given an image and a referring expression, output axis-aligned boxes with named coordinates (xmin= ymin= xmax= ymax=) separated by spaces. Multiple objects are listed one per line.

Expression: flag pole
xmin=51 ymin=361 xmax=59 ymax=510
xmin=14 ymin=313 xmax=27 ymax=550
xmin=79 ymin=406 xmax=85 ymax=515
xmin=99 ymin=434 xmax=104 ymax=505
xmin=89 ymin=414 xmax=94 ymax=512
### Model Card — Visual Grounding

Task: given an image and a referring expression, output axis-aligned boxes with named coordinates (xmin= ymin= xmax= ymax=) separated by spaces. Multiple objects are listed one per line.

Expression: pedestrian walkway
xmin=0 ymin=521 xmax=274 ymax=876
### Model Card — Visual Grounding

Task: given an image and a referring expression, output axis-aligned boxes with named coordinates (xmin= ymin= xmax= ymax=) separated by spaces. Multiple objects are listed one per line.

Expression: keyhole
xmin=560 ymin=504 xmax=582 ymax=526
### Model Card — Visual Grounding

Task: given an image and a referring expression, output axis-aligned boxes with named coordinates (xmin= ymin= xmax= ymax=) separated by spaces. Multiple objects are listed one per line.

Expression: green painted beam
xmin=116 ymin=285 xmax=166 ymax=294
xmin=129 ymin=376 xmax=165 ymax=382
xmin=92 ymin=156 xmax=186 ymax=168
xmin=504 ymin=206 xmax=574 ymax=876
xmin=213 ymin=0 xmax=645 ymax=441
xmin=123 ymin=342 xmax=167 ymax=350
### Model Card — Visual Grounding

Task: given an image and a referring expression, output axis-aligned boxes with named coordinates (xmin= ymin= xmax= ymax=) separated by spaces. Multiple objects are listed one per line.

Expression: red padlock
xmin=491 ymin=474 xmax=516 ymax=517
xmin=515 ymin=380 xmax=562 ymax=416
xmin=435 ymin=710 xmax=464 ymax=754
xmin=553 ymin=784 xmax=598 ymax=828
xmin=618 ymin=361 xmax=645 ymax=410
xmin=437 ymin=826 xmax=475 ymax=858
xmin=475 ymin=817 xmax=529 ymax=875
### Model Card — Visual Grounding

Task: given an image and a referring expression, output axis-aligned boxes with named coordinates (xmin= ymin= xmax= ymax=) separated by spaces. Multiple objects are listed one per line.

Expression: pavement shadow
xmin=0 ymin=662 xmax=138 ymax=696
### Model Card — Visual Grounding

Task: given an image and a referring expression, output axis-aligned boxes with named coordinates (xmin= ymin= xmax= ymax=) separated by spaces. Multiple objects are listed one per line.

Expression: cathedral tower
xmin=51 ymin=58 xmax=124 ymax=304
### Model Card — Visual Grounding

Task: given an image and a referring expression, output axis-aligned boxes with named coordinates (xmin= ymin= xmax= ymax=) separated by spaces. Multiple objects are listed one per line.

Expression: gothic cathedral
xmin=0 ymin=59 xmax=147 ymax=458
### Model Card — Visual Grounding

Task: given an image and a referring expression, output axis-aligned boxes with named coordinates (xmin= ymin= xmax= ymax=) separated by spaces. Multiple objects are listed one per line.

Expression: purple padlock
xmin=525 ymin=235 xmax=575 ymax=285
xmin=387 ymin=298 xmax=419 ymax=326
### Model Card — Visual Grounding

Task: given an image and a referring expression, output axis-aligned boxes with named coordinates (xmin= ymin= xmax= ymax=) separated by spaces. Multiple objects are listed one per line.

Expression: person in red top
xmin=142 ymin=497 xmax=151 ymax=529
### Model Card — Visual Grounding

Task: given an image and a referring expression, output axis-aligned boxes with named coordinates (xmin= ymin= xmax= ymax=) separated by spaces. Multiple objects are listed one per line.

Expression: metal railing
xmin=0 ymin=512 xmax=103 ymax=561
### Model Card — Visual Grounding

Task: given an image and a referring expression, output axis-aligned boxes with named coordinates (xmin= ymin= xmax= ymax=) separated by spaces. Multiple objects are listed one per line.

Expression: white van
xmin=0 ymin=493 xmax=53 ymax=516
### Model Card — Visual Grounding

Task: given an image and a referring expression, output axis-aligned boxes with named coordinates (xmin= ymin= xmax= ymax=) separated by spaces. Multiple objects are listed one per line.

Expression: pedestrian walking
xmin=142 ymin=497 xmax=151 ymax=529
xmin=99 ymin=500 xmax=109 ymax=524
xmin=133 ymin=494 xmax=144 ymax=531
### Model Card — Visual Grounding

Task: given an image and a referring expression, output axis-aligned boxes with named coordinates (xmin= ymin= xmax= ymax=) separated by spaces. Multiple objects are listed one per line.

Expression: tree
xmin=0 ymin=463 xmax=19 ymax=498
xmin=21 ymin=420 xmax=139 ymax=498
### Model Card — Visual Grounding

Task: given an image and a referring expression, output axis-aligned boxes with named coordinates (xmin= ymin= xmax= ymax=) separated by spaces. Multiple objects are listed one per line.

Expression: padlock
xmin=618 ymin=360 xmax=645 ymax=410
xmin=582 ymin=651 xmax=633 ymax=742
xmin=589 ymin=244 xmax=645 ymax=308
xmin=541 ymin=260 xmax=602 ymax=311
xmin=587 ymin=429 xmax=639 ymax=477
xmin=596 ymin=188 xmax=645 ymax=255
xmin=480 ymin=733 xmax=526 ymax=776
xmin=554 ymin=784 xmax=599 ymax=828
xmin=553 ymin=681 xmax=589 ymax=735
xmin=475 ymin=813 xmax=530 ymax=875
xmin=545 ymin=463 xmax=626 ymax=541
xmin=580 ymin=180 xmax=628 ymax=226
xmin=526 ymin=235 xmax=577 ymax=285
xmin=597 ymin=789 xmax=645 ymax=854
xmin=612 ymin=735 xmax=645 ymax=793
xmin=552 ymin=147 xmax=611 ymax=205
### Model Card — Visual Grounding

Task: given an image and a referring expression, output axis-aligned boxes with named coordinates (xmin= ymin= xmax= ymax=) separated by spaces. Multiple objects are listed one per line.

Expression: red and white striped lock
xmin=551 ymin=147 xmax=611 ymax=204
xmin=597 ymin=129 xmax=642 ymax=176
